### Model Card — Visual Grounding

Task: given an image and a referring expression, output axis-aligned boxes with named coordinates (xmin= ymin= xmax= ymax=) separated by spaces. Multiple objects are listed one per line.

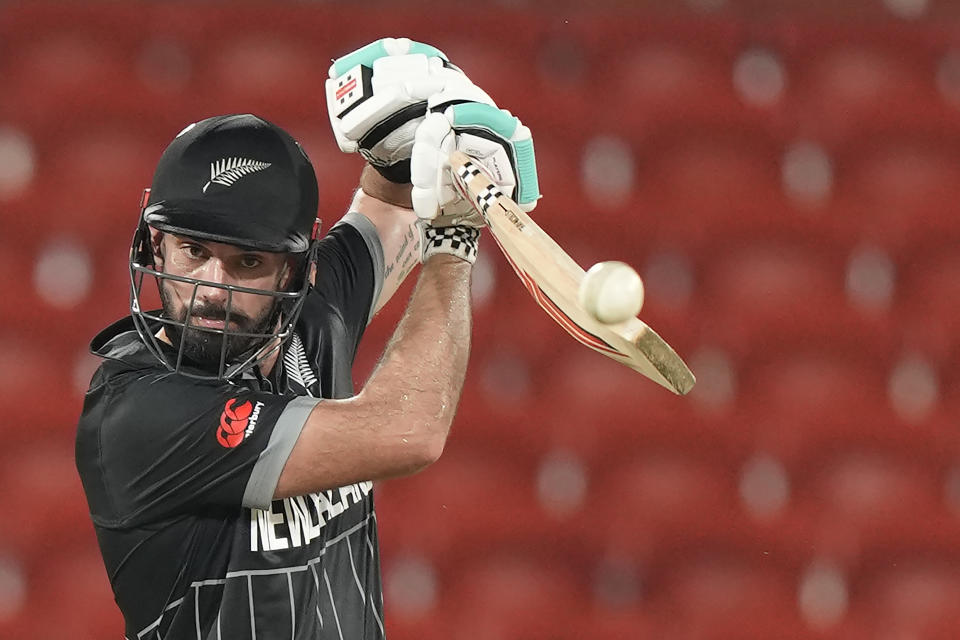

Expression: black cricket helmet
xmin=130 ymin=114 xmax=320 ymax=379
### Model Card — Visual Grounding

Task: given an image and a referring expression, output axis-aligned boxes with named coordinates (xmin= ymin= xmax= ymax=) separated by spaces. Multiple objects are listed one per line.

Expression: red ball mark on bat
xmin=217 ymin=398 xmax=253 ymax=448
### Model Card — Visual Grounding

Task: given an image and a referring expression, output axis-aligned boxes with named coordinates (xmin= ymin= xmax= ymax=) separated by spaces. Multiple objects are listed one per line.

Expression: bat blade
xmin=450 ymin=151 xmax=695 ymax=395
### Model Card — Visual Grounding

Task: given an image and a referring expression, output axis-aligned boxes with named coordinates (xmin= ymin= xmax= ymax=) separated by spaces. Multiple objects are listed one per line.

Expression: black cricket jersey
xmin=76 ymin=213 xmax=388 ymax=640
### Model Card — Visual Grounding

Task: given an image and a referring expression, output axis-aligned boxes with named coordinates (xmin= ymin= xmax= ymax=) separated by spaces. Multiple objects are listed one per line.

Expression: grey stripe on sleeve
xmin=334 ymin=211 xmax=384 ymax=324
xmin=242 ymin=395 xmax=322 ymax=509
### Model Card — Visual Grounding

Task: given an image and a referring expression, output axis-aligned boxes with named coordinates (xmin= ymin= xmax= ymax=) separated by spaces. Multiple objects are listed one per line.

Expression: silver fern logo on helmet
xmin=203 ymin=157 xmax=272 ymax=193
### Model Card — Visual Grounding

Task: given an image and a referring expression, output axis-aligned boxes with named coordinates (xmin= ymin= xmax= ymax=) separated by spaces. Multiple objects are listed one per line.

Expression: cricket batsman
xmin=75 ymin=37 xmax=538 ymax=639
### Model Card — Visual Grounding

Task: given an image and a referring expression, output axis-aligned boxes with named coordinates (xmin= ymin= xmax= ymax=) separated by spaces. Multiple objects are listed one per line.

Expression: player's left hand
xmin=325 ymin=37 xmax=494 ymax=184
xmin=410 ymin=103 xmax=541 ymax=228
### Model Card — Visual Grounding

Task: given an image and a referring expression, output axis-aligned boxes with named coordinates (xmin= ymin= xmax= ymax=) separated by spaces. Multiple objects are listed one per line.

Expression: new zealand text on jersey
xmin=250 ymin=481 xmax=373 ymax=552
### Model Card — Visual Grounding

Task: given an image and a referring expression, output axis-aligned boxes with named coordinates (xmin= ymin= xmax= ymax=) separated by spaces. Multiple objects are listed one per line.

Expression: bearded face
xmin=150 ymin=232 xmax=293 ymax=372
xmin=158 ymin=283 xmax=281 ymax=370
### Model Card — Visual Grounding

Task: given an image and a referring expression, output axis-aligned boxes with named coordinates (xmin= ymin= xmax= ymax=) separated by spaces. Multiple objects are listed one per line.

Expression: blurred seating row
xmin=382 ymin=552 xmax=960 ymax=640
xmin=6 ymin=4 xmax=960 ymax=134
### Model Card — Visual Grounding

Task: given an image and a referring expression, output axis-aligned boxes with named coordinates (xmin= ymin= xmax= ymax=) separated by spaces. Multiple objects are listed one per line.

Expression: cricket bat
xmin=450 ymin=151 xmax=696 ymax=395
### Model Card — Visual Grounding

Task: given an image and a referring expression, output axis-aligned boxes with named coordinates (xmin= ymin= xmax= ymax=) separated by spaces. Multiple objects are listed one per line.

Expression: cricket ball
xmin=578 ymin=261 xmax=645 ymax=324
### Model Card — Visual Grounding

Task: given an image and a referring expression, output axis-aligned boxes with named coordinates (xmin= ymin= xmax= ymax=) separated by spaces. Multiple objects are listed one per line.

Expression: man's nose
xmin=196 ymin=258 xmax=230 ymax=304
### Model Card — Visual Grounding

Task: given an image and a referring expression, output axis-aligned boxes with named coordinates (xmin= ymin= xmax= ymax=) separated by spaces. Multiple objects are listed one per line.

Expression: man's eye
xmin=183 ymin=244 xmax=205 ymax=259
xmin=240 ymin=255 xmax=262 ymax=269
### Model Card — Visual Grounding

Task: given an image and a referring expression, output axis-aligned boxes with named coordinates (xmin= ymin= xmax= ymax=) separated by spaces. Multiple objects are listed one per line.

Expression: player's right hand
xmin=325 ymin=37 xmax=494 ymax=184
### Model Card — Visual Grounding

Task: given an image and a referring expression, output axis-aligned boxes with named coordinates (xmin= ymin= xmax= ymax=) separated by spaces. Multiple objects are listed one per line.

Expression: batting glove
xmin=325 ymin=37 xmax=494 ymax=184
xmin=410 ymin=103 xmax=540 ymax=228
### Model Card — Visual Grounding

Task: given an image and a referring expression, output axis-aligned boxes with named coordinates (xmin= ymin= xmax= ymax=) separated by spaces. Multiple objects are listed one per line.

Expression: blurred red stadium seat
xmin=654 ymin=553 xmax=803 ymax=638
xmin=835 ymin=136 xmax=960 ymax=250
xmin=567 ymin=609 xmax=665 ymax=640
xmin=620 ymin=44 xmax=736 ymax=112
xmin=0 ymin=233 xmax=129 ymax=354
xmin=787 ymin=445 xmax=956 ymax=565
xmin=587 ymin=445 xmax=746 ymax=556
xmin=0 ymin=440 xmax=93 ymax=555
xmin=846 ymin=558 xmax=960 ymax=640
xmin=693 ymin=232 xmax=879 ymax=367
xmin=441 ymin=553 xmax=586 ymax=640
xmin=198 ymin=36 xmax=326 ymax=122
xmin=788 ymin=31 xmax=952 ymax=141
xmin=698 ymin=234 xmax=845 ymax=320
xmin=895 ymin=241 xmax=960 ymax=362
xmin=735 ymin=347 xmax=902 ymax=459
xmin=571 ymin=16 xmax=754 ymax=131
xmin=632 ymin=129 xmax=797 ymax=245
xmin=0 ymin=341 xmax=84 ymax=446
xmin=11 ymin=544 xmax=120 ymax=640
xmin=1 ymin=33 xmax=140 ymax=125
xmin=532 ymin=347 xmax=712 ymax=462
xmin=40 ymin=126 xmax=162 ymax=238
xmin=374 ymin=447 xmax=553 ymax=558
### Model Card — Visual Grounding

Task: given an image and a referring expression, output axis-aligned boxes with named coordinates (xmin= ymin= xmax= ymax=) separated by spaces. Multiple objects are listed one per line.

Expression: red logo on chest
xmin=217 ymin=398 xmax=253 ymax=448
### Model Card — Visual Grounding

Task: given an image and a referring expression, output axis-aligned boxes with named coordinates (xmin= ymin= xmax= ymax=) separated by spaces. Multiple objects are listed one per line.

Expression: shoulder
xmin=77 ymin=366 xmax=303 ymax=524
xmin=77 ymin=361 xmax=235 ymax=471
xmin=83 ymin=317 xmax=211 ymax=422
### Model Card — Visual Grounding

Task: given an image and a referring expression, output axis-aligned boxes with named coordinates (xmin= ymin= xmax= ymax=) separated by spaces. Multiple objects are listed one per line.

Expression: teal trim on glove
xmin=333 ymin=38 xmax=448 ymax=76
xmin=450 ymin=103 xmax=518 ymax=138
xmin=407 ymin=41 xmax=448 ymax=60
xmin=513 ymin=138 xmax=540 ymax=206
xmin=448 ymin=103 xmax=539 ymax=208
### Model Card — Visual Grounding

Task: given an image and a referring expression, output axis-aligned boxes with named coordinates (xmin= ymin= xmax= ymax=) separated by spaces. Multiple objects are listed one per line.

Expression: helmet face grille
xmin=128 ymin=220 xmax=317 ymax=380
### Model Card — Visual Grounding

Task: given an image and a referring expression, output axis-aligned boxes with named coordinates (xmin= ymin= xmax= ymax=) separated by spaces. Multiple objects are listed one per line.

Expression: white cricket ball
xmin=578 ymin=261 xmax=645 ymax=324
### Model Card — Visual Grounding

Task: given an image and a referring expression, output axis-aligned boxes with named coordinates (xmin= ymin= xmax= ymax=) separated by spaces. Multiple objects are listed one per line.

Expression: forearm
xmin=275 ymin=255 xmax=472 ymax=497
xmin=361 ymin=254 xmax=472 ymax=466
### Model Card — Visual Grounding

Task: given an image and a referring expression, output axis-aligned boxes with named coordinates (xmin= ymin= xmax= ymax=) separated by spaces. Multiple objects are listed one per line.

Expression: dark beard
xmin=159 ymin=286 xmax=280 ymax=371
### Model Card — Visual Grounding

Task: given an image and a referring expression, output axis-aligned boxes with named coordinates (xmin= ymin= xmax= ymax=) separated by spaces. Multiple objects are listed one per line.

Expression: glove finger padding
xmin=411 ymin=113 xmax=485 ymax=228
xmin=326 ymin=37 xmax=495 ymax=183
xmin=411 ymin=103 xmax=541 ymax=226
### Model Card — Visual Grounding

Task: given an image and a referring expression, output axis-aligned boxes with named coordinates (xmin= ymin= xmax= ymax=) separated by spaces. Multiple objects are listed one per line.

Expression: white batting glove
xmin=410 ymin=103 xmax=540 ymax=228
xmin=325 ymin=37 xmax=494 ymax=183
